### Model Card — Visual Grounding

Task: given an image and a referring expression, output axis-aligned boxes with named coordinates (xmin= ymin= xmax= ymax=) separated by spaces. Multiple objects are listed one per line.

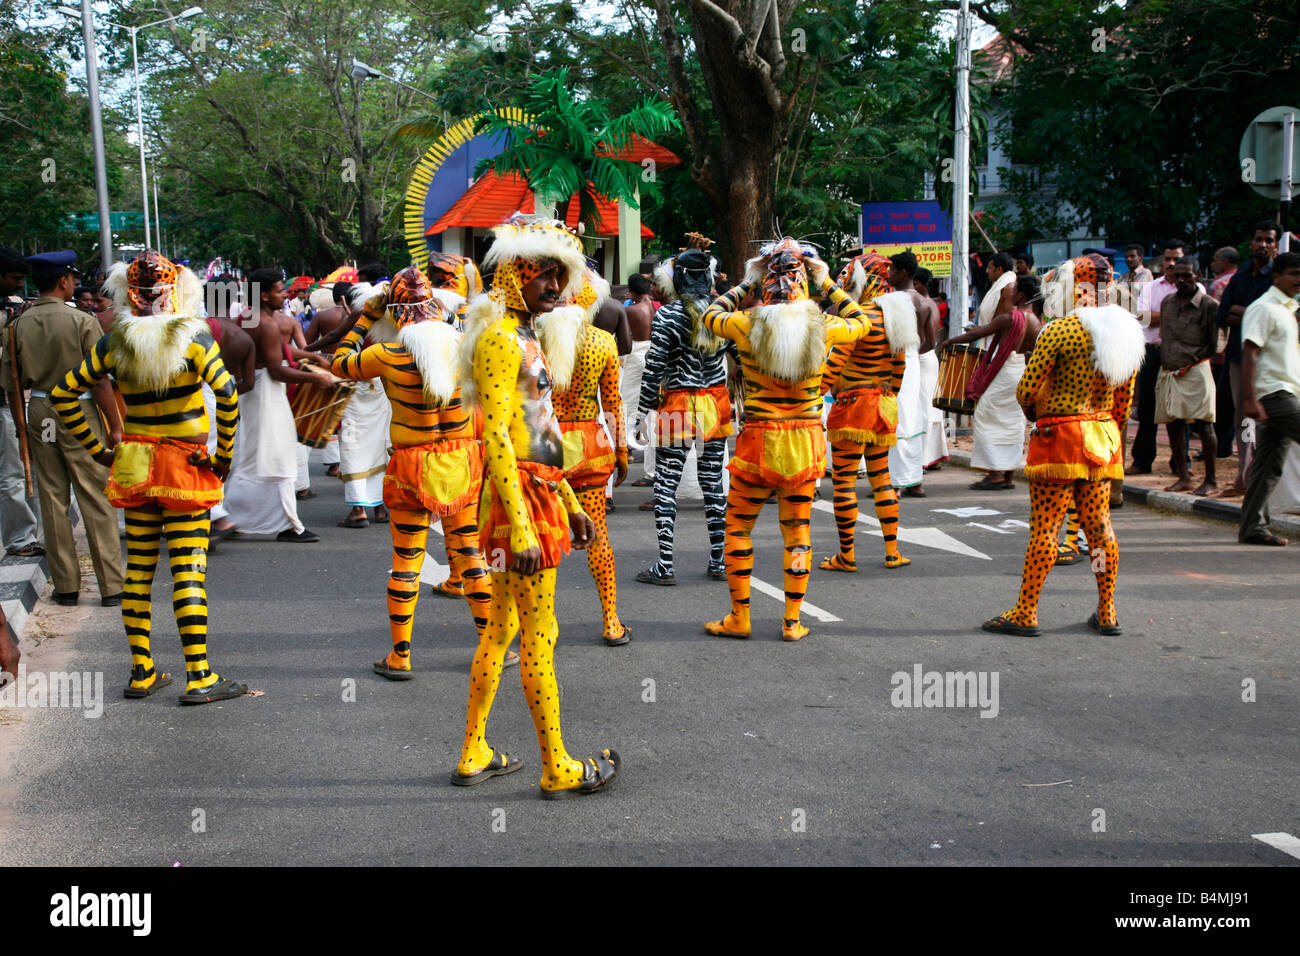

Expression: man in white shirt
xmin=1238 ymin=252 xmax=1300 ymax=545
xmin=1133 ymin=239 xmax=1205 ymax=472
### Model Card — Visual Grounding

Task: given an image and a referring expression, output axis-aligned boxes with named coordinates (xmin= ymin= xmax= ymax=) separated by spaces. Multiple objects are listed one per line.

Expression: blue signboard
xmin=860 ymin=201 xmax=953 ymax=245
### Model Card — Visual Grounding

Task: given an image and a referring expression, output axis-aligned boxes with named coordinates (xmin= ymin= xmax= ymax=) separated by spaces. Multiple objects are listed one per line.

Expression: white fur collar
xmin=109 ymin=314 xmax=207 ymax=392
xmin=536 ymin=304 xmax=587 ymax=393
xmin=396 ymin=320 xmax=461 ymax=406
xmin=875 ymin=291 xmax=920 ymax=354
xmin=748 ymin=300 xmax=826 ymax=381
xmin=1076 ymin=306 xmax=1145 ymax=385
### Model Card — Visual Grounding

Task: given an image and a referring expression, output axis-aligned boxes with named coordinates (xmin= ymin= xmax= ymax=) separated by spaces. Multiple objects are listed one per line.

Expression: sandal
xmin=123 ymin=672 xmax=173 ymax=699
xmin=540 ymin=748 xmax=619 ymax=799
xmin=1055 ymin=546 xmax=1081 ymax=566
xmin=296 ymin=489 xmax=317 ymax=500
xmin=819 ymin=554 xmax=857 ymax=573
xmin=603 ymin=625 xmax=632 ymax=647
xmin=504 ymin=650 xmax=520 ymax=668
xmin=706 ymin=566 xmax=727 ymax=581
xmin=337 ymin=516 xmax=369 ymax=528
xmin=450 ymin=748 xmax=524 ymax=787
xmin=969 ymin=478 xmax=1014 ymax=491
xmin=373 ymin=509 xmax=390 ymax=524
xmin=6 ymin=543 xmax=45 ymax=557
xmin=631 ymin=477 xmax=654 ymax=487
xmin=901 ymin=485 xmax=927 ymax=498
xmin=178 ymin=677 xmax=248 ymax=705
xmin=1086 ymin=612 xmax=1122 ymax=636
xmin=373 ymin=658 xmax=414 ymax=681
xmin=1239 ymin=531 xmax=1287 ymax=546
xmin=980 ymin=614 xmax=1041 ymax=637
xmin=636 ymin=567 xmax=676 ymax=586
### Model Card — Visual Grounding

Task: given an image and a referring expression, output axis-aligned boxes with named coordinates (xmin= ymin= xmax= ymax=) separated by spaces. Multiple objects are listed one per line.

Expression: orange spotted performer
xmin=983 ymin=253 xmax=1145 ymax=637
xmin=819 ymin=252 xmax=921 ymax=572
xmin=329 ymin=266 xmax=494 ymax=679
xmin=452 ymin=213 xmax=618 ymax=798
xmin=49 ymin=251 xmax=246 ymax=704
xmin=702 ymin=239 xmax=872 ymax=642
xmin=537 ymin=268 xmax=631 ymax=646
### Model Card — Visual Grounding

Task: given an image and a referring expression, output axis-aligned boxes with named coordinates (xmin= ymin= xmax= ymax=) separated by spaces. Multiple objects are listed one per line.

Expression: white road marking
xmin=748 ymin=576 xmax=842 ymax=622
xmin=1252 ymin=831 xmax=1300 ymax=860
xmin=932 ymin=506 xmax=1003 ymax=518
xmin=967 ymin=521 xmax=1014 ymax=534
xmin=812 ymin=500 xmax=990 ymax=560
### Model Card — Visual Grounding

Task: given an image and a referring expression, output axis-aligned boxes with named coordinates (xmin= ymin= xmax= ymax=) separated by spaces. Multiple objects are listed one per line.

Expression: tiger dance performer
xmin=452 ymin=213 xmax=618 ymax=797
xmin=329 ymin=266 xmax=493 ymax=679
xmin=819 ymin=252 xmax=920 ymax=571
xmin=537 ymin=269 xmax=631 ymax=646
xmin=632 ymin=241 xmax=735 ymax=586
xmin=983 ymin=253 xmax=1144 ymax=637
xmin=49 ymin=251 xmax=246 ymax=704
xmin=702 ymin=239 xmax=872 ymax=642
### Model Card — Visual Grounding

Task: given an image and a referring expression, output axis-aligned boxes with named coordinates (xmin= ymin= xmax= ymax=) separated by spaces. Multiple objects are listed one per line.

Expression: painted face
xmin=1072 ymin=253 xmax=1112 ymax=308
xmin=838 ymin=252 xmax=892 ymax=304
xmin=126 ymin=249 xmax=180 ymax=315
xmin=426 ymin=252 xmax=471 ymax=296
xmin=521 ymin=263 xmax=562 ymax=315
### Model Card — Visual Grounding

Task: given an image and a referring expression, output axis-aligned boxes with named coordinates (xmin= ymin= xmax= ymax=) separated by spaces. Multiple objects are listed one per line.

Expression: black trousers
xmin=1239 ymin=390 xmax=1300 ymax=539
xmin=1130 ymin=344 xmax=1162 ymax=469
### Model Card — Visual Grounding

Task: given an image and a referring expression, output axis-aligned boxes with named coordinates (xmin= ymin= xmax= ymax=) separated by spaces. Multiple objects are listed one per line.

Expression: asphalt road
xmin=1 ymin=455 xmax=1296 ymax=866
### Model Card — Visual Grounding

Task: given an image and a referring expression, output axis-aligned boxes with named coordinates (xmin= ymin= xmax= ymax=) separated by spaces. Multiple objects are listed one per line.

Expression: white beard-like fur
xmin=397 ymin=319 xmax=461 ymax=406
xmin=456 ymin=293 xmax=506 ymax=407
xmin=1076 ymin=305 xmax=1146 ymax=385
xmin=684 ymin=297 xmax=725 ymax=355
xmin=748 ymin=300 xmax=827 ymax=381
xmin=430 ymin=288 xmax=466 ymax=316
xmin=875 ymin=291 xmax=921 ymax=354
xmin=536 ymin=304 xmax=588 ymax=393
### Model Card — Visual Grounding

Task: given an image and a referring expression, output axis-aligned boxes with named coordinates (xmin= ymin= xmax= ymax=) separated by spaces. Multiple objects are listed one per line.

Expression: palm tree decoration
xmin=473 ymin=69 xmax=680 ymax=236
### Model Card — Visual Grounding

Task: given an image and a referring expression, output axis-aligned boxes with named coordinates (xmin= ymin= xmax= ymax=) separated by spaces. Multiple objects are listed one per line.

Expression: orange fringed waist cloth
xmin=825 ymin=385 xmax=898 ymax=446
xmin=481 ymin=460 xmax=572 ymax=573
xmin=1026 ymin=412 xmax=1124 ymax=483
xmin=559 ymin=419 xmax=616 ymax=490
xmin=106 ymin=435 xmax=223 ymax=511
xmin=654 ymin=385 xmax=734 ymax=446
xmin=384 ymin=437 xmax=483 ymax=516
xmin=728 ymin=417 xmax=826 ymax=488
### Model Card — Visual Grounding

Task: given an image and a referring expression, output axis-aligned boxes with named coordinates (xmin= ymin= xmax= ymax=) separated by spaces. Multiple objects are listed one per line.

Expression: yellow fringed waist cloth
xmin=826 ymin=385 xmax=898 ymax=446
xmin=106 ymin=435 xmax=224 ymax=511
xmin=481 ymin=460 xmax=572 ymax=573
xmin=559 ymin=419 xmax=616 ymax=490
xmin=1026 ymin=412 xmax=1123 ymax=483
xmin=728 ymin=417 xmax=826 ymax=488
xmin=384 ymin=437 xmax=483 ymax=516
xmin=655 ymin=385 xmax=734 ymax=446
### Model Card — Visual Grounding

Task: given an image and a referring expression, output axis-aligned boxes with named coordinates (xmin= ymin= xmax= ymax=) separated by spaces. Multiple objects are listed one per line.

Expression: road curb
xmin=0 ymin=500 xmax=81 ymax=647
xmin=944 ymin=449 xmax=1300 ymax=538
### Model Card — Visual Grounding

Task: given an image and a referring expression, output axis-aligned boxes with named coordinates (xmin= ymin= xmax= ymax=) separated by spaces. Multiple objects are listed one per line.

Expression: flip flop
xmin=295 ymin=489 xmax=317 ymax=500
xmin=901 ymin=486 xmax=927 ymax=497
xmin=1239 ymin=531 xmax=1287 ymax=546
xmin=981 ymin=615 xmax=1041 ymax=637
xmin=603 ymin=625 xmax=632 ymax=647
xmin=373 ymin=510 xmax=390 ymax=524
xmin=969 ymin=478 xmax=1014 ymax=491
xmin=178 ymin=677 xmax=248 ymax=706
xmin=124 ymin=672 xmax=173 ymax=699
xmin=450 ymin=749 xmax=524 ymax=787
xmin=1087 ymin=612 xmax=1122 ymax=636
xmin=539 ymin=749 xmax=619 ymax=799
xmin=504 ymin=650 xmax=520 ymax=668
xmin=337 ymin=517 xmax=369 ymax=528
xmin=1055 ymin=546 xmax=1081 ymax=566
xmin=373 ymin=659 xmax=414 ymax=681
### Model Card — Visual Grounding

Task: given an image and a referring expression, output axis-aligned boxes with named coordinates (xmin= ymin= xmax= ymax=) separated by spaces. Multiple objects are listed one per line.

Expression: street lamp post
xmin=58 ymin=2 xmax=114 ymax=272
xmin=349 ymin=58 xmax=440 ymax=103
xmin=58 ymin=6 xmax=202 ymax=253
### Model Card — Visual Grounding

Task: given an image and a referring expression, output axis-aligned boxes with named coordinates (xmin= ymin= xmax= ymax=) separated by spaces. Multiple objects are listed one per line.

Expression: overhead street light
xmin=349 ymin=56 xmax=439 ymax=102
xmin=59 ymin=5 xmax=204 ymax=252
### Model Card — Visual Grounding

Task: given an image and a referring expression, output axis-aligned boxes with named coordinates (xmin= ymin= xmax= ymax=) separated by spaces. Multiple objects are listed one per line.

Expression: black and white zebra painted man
xmin=633 ymin=243 xmax=737 ymax=586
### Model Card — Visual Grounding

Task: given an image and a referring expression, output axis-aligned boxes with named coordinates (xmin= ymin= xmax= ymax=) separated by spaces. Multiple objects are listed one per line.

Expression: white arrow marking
xmin=748 ymin=575 xmax=841 ymax=622
xmin=967 ymin=521 xmax=1014 ymax=534
xmin=1252 ymin=832 xmax=1300 ymax=860
xmin=932 ymin=506 xmax=1004 ymax=518
xmin=999 ymin=519 xmax=1031 ymax=530
xmin=418 ymin=553 xmax=450 ymax=586
xmin=812 ymin=500 xmax=990 ymax=559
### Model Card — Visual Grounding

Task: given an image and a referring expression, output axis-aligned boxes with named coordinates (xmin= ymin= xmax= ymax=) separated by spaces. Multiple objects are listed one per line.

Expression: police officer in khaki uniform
xmin=0 ymin=246 xmax=44 ymax=557
xmin=0 ymin=251 xmax=124 ymax=606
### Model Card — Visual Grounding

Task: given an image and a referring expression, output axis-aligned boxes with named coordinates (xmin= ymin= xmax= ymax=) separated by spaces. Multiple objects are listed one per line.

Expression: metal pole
xmin=1281 ymin=111 xmax=1294 ymax=254
xmin=153 ymin=161 xmax=162 ymax=253
xmin=950 ymin=0 xmax=971 ymax=337
xmin=80 ymin=0 xmax=114 ymax=272
xmin=132 ymin=27 xmax=152 ymax=249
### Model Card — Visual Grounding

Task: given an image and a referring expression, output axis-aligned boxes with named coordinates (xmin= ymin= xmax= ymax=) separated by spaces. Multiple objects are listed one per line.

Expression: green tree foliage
xmin=980 ymin=0 xmax=1300 ymax=250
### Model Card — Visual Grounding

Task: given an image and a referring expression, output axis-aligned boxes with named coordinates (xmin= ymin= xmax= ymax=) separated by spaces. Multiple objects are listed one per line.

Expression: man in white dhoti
xmin=945 ymin=269 xmax=1041 ymax=490
xmin=886 ymin=254 xmax=941 ymax=497
xmin=334 ymin=280 xmax=394 ymax=528
xmin=913 ymin=268 xmax=949 ymax=470
xmin=222 ymin=269 xmax=331 ymax=541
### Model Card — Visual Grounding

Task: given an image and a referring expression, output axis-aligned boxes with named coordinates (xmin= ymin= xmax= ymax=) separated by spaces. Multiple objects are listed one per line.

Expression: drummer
xmin=940 ymin=275 xmax=1041 ymax=491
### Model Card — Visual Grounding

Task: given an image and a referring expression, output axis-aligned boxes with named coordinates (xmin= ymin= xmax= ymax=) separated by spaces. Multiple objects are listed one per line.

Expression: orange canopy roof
xmin=427 ymin=169 xmax=654 ymax=238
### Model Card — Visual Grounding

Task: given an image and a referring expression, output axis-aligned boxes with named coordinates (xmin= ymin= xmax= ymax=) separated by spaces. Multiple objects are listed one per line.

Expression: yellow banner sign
xmin=860 ymin=242 xmax=953 ymax=278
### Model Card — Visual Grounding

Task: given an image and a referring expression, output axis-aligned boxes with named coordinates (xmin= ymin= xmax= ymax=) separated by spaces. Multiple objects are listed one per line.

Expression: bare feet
xmin=1164 ymin=478 xmax=1196 ymax=493
xmin=1192 ymin=482 xmax=1218 ymax=497
xmin=1218 ymin=485 xmax=1246 ymax=498
xmin=705 ymin=614 xmax=750 ymax=638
